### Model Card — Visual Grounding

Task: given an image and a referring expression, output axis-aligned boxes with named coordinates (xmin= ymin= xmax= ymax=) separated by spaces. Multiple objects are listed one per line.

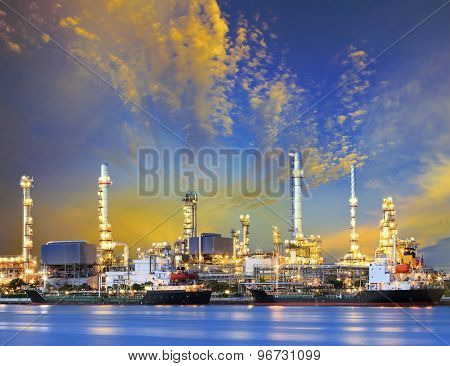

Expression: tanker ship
xmin=141 ymin=270 xmax=211 ymax=305
xmin=249 ymin=257 xmax=444 ymax=306
xmin=27 ymin=269 xmax=211 ymax=305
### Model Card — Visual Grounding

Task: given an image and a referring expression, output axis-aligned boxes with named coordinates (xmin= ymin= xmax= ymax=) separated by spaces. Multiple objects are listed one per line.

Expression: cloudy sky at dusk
xmin=0 ymin=0 xmax=449 ymax=262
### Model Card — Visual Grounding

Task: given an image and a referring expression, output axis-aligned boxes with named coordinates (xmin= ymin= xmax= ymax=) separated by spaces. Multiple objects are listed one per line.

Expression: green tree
xmin=8 ymin=278 xmax=26 ymax=289
xmin=132 ymin=283 xmax=144 ymax=291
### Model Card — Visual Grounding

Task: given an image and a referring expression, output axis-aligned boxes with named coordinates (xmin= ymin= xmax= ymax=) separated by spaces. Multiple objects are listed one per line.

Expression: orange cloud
xmin=323 ymin=224 xmax=379 ymax=261
xmin=397 ymin=157 xmax=450 ymax=246
xmin=7 ymin=41 xmax=21 ymax=53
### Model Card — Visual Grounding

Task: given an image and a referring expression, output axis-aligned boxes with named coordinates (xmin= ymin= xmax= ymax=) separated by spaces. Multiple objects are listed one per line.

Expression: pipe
xmin=198 ymin=235 xmax=202 ymax=264
xmin=393 ymin=234 xmax=397 ymax=265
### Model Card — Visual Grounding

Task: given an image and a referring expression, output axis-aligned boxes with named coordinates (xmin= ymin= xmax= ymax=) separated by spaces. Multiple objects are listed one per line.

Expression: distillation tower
xmin=182 ymin=192 xmax=198 ymax=254
xmin=98 ymin=163 xmax=115 ymax=267
xmin=239 ymin=214 xmax=250 ymax=256
xmin=376 ymin=197 xmax=398 ymax=261
xmin=338 ymin=165 xmax=368 ymax=266
xmin=272 ymin=226 xmax=282 ymax=257
xmin=286 ymin=151 xmax=323 ymax=265
xmin=1 ymin=176 xmax=36 ymax=284
xmin=374 ymin=196 xmax=422 ymax=269
xmin=97 ymin=163 xmax=129 ymax=270
xmin=231 ymin=229 xmax=240 ymax=258
xmin=20 ymin=176 xmax=34 ymax=281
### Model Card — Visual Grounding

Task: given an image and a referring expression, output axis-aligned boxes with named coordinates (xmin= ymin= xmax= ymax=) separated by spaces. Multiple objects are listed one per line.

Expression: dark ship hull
xmin=141 ymin=289 xmax=212 ymax=305
xmin=249 ymin=288 xmax=444 ymax=306
xmin=27 ymin=289 xmax=212 ymax=305
xmin=26 ymin=290 xmax=142 ymax=305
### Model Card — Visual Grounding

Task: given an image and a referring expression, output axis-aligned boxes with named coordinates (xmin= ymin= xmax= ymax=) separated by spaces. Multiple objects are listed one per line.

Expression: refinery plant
xmin=0 ymin=176 xmax=37 ymax=285
xmin=0 ymin=152 xmax=444 ymax=306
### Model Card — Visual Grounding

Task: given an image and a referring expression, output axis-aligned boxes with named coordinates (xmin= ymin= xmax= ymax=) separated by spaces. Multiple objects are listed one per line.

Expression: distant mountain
xmin=421 ymin=237 xmax=450 ymax=269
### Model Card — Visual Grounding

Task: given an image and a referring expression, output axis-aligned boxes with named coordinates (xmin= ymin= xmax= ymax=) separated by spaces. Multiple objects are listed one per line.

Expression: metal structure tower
xmin=20 ymin=175 xmax=34 ymax=282
xmin=349 ymin=165 xmax=358 ymax=253
xmin=98 ymin=163 xmax=115 ymax=267
xmin=289 ymin=152 xmax=304 ymax=239
xmin=182 ymin=192 xmax=198 ymax=253
xmin=272 ymin=226 xmax=282 ymax=256
xmin=338 ymin=165 xmax=367 ymax=266
xmin=231 ymin=229 xmax=240 ymax=258
xmin=239 ymin=214 xmax=250 ymax=256
xmin=377 ymin=197 xmax=398 ymax=261
xmin=285 ymin=151 xmax=323 ymax=265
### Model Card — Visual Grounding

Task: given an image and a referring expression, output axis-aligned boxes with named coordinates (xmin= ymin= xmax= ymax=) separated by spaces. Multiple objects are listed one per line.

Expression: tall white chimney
xmin=290 ymin=152 xmax=303 ymax=239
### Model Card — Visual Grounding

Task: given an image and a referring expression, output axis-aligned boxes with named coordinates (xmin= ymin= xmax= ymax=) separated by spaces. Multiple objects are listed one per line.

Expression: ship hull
xmin=27 ymin=289 xmax=212 ymax=305
xmin=250 ymin=288 xmax=444 ymax=306
xmin=26 ymin=290 xmax=142 ymax=305
xmin=141 ymin=290 xmax=212 ymax=305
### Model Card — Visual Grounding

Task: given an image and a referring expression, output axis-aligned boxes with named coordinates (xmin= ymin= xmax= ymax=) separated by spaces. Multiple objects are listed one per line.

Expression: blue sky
xmin=0 ymin=0 xmax=449 ymax=261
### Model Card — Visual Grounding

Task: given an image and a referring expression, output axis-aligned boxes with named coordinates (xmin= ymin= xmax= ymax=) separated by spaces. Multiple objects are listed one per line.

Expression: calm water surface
xmin=0 ymin=304 xmax=449 ymax=346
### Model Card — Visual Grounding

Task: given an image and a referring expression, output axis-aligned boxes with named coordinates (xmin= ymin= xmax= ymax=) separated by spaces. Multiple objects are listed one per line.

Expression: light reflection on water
xmin=0 ymin=305 xmax=448 ymax=346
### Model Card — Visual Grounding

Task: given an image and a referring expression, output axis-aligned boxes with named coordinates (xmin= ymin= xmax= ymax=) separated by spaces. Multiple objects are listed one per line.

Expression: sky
xmin=0 ymin=0 xmax=449 ymax=263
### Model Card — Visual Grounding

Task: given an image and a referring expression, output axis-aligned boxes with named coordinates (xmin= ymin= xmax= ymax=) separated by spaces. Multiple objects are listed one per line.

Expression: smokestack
xmin=20 ymin=175 xmax=33 ymax=280
xmin=289 ymin=152 xmax=303 ymax=239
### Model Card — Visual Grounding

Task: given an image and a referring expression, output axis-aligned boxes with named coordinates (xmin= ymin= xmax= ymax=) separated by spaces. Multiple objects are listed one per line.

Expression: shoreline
xmin=2 ymin=296 xmax=449 ymax=306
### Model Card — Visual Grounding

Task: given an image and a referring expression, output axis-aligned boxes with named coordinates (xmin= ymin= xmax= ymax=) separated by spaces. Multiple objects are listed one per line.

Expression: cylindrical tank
xmin=395 ymin=263 xmax=410 ymax=274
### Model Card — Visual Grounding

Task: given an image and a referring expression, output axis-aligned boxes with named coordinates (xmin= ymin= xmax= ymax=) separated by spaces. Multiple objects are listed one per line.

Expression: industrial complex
xmin=0 ymin=151 xmax=438 ymax=298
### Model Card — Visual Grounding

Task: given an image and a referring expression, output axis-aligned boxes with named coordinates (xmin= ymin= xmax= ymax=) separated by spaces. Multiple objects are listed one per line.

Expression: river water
xmin=0 ymin=304 xmax=449 ymax=346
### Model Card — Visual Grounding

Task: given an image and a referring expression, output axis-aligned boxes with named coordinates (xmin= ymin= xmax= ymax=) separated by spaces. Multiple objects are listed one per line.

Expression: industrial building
xmin=41 ymin=241 xmax=97 ymax=288
xmin=105 ymin=243 xmax=172 ymax=287
xmin=189 ymin=233 xmax=234 ymax=257
xmin=244 ymin=252 xmax=274 ymax=276
xmin=1 ymin=156 xmax=433 ymax=294
xmin=250 ymin=263 xmax=369 ymax=286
